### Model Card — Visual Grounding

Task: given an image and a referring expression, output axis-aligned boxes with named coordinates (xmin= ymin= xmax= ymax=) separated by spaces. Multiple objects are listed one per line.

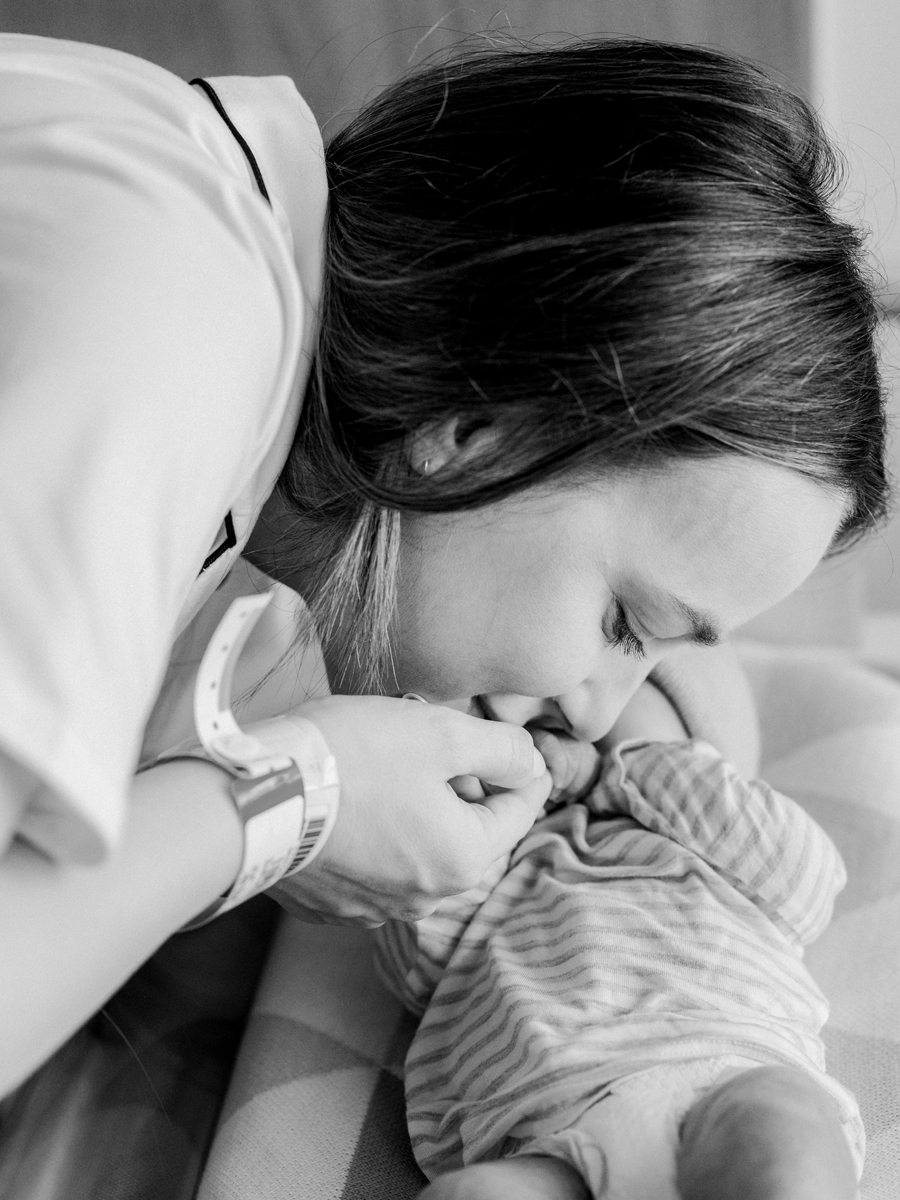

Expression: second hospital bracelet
xmin=170 ymin=591 xmax=339 ymax=931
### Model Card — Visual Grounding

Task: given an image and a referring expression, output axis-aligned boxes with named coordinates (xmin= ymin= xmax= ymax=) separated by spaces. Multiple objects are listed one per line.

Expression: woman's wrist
xmin=163 ymin=592 xmax=340 ymax=930
xmin=135 ymin=757 xmax=244 ymax=921
xmin=163 ymin=713 xmax=340 ymax=930
xmin=0 ymin=757 xmax=244 ymax=1097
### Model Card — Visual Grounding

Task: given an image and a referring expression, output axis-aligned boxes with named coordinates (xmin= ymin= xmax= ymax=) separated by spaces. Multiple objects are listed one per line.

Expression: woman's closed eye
xmin=607 ymin=600 xmax=646 ymax=659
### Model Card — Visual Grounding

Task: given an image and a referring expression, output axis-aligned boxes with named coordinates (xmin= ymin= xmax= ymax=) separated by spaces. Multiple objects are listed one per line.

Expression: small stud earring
xmin=421 ymin=458 xmax=432 ymax=476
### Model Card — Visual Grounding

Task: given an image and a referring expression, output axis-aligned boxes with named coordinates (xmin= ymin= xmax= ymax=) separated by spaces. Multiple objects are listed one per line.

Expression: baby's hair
xmin=279 ymin=37 xmax=889 ymax=692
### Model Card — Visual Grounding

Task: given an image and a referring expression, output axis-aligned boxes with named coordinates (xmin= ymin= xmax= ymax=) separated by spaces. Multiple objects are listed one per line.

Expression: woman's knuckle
xmin=431 ymin=712 xmax=465 ymax=764
xmin=508 ymin=725 xmax=535 ymax=776
xmin=401 ymin=898 xmax=434 ymax=922
xmin=442 ymin=851 xmax=483 ymax=896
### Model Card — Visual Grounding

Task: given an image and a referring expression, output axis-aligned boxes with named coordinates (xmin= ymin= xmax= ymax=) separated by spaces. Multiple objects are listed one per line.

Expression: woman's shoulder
xmin=0 ymin=32 xmax=220 ymax=145
xmin=0 ymin=36 xmax=321 ymax=865
xmin=0 ymin=33 xmax=323 ymax=280
xmin=197 ymin=73 xmax=327 ymax=313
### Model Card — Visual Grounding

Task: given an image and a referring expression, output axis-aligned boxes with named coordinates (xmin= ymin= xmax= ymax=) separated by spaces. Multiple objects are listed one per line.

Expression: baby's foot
xmin=420 ymin=1154 xmax=589 ymax=1200
xmin=677 ymin=1065 xmax=858 ymax=1200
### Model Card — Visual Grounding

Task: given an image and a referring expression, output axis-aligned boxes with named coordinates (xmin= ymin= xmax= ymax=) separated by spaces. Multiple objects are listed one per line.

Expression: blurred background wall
xmin=810 ymin=0 xmax=900 ymax=641
xmin=0 ymin=0 xmax=897 ymax=650
xmin=0 ymin=1 xmax=811 ymax=127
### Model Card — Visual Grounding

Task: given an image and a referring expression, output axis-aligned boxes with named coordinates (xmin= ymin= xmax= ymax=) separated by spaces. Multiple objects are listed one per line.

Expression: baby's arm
xmin=599 ymin=736 xmax=845 ymax=946
xmin=374 ymin=855 xmax=510 ymax=1015
xmin=374 ymin=691 xmax=659 ymax=1010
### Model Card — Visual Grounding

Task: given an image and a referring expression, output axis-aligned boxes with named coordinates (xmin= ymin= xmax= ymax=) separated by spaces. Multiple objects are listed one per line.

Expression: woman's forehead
xmin=601 ymin=457 xmax=847 ymax=630
xmin=611 ymin=455 xmax=846 ymax=539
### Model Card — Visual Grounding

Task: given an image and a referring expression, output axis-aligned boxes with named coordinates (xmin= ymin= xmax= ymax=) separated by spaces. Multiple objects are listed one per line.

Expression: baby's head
xmin=596 ymin=680 xmax=689 ymax=751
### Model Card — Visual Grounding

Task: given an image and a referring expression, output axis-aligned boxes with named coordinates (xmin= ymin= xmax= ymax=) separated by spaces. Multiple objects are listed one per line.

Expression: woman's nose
xmin=483 ymin=655 xmax=656 ymax=743
xmin=553 ymin=660 xmax=657 ymax=743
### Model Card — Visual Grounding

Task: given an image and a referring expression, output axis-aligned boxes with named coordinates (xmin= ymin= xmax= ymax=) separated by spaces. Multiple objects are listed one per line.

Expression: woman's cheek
xmin=491 ymin=633 xmax=597 ymax=702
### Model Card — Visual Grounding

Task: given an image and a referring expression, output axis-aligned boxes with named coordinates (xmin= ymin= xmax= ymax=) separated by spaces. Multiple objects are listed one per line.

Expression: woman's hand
xmin=269 ymin=695 xmax=551 ymax=926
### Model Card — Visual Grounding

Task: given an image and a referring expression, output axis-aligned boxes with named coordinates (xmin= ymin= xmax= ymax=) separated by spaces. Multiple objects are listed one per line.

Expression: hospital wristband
xmin=175 ymin=593 xmax=339 ymax=931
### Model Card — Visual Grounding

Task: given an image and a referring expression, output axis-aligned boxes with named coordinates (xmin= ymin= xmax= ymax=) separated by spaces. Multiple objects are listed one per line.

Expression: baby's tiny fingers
xmin=531 ymin=728 xmax=601 ymax=801
xmin=449 ymin=774 xmax=488 ymax=800
xmin=530 ymin=729 xmax=566 ymax=792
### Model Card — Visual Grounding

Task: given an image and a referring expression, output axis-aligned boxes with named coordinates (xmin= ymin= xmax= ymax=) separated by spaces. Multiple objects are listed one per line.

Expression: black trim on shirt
xmin=189 ymin=77 xmax=272 ymax=205
xmin=189 ymin=77 xmax=273 ymax=575
xmin=201 ymin=510 xmax=237 ymax=572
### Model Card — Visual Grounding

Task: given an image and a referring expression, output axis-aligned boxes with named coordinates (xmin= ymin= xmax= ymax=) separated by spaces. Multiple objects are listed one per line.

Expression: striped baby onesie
xmin=375 ymin=738 xmax=863 ymax=1178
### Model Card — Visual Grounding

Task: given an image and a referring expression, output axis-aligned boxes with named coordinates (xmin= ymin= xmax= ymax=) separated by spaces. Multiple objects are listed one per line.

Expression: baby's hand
xmin=529 ymin=727 xmax=601 ymax=805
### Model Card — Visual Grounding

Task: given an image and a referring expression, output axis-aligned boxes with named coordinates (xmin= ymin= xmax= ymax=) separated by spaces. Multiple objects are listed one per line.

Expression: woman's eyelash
xmin=610 ymin=601 xmax=646 ymax=659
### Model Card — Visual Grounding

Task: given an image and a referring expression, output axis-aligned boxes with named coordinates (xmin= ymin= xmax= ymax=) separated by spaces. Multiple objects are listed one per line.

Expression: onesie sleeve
xmin=598 ymin=740 xmax=846 ymax=946
xmin=0 ymin=65 xmax=302 ymax=863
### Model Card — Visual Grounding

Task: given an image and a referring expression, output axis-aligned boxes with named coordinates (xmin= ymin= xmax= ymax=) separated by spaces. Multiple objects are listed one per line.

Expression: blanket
xmin=197 ymin=640 xmax=900 ymax=1200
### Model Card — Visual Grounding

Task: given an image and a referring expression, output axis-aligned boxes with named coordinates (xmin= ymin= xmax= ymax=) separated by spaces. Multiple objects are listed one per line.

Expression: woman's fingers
xmin=468 ymin=775 xmax=554 ymax=859
xmin=265 ymin=695 xmax=553 ymax=926
xmin=433 ymin=706 xmax=546 ymax=789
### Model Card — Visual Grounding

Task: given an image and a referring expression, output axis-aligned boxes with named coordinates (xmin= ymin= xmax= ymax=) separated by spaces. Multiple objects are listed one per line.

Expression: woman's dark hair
xmin=279 ymin=37 xmax=889 ymax=690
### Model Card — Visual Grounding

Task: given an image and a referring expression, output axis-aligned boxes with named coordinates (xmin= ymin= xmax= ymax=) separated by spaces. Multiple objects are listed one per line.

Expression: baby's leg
xmin=677 ymin=1065 xmax=858 ymax=1200
xmin=420 ymin=1154 xmax=589 ymax=1200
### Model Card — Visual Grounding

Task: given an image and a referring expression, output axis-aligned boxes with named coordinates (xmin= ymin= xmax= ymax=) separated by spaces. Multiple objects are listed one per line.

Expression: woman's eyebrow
xmin=628 ymin=580 xmax=723 ymax=646
xmin=671 ymin=596 xmax=721 ymax=646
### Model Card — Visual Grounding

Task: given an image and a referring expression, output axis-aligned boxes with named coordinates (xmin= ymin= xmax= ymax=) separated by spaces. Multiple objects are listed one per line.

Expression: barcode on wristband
xmin=288 ymin=813 xmax=327 ymax=872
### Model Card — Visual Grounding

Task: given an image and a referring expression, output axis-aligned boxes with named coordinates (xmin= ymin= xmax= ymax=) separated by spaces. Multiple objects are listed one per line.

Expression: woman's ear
xmin=406 ymin=418 xmax=503 ymax=478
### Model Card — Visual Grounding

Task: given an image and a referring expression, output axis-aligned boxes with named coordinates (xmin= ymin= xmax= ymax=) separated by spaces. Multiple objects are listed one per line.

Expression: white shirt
xmin=0 ymin=34 xmax=328 ymax=863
